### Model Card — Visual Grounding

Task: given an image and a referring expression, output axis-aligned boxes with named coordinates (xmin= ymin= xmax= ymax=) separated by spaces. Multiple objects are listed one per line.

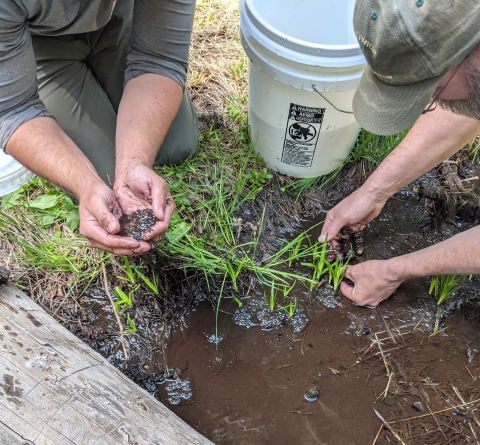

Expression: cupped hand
xmin=339 ymin=260 xmax=403 ymax=307
xmin=78 ymin=181 xmax=151 ymax=255
xmin=113 ymin=164 xmax=175 ymax=242
xmin=319 ymin=188 xmax=387 ymax=259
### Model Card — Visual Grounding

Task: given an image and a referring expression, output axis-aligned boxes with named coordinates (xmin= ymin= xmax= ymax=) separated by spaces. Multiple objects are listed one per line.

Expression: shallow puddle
xmin=75 ymin=186 xmax=480 ymax=443
xmin=160 ymin=187 xmax=480 ymax=444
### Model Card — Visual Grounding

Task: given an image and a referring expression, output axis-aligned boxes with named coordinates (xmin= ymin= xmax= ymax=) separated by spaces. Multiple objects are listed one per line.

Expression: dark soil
xmin=0 ymin=264 xmax=10 ymax=284
xmin=118 ymin=208 xmax=158 ymax=241
xmin=64 ymin=157 xmax=480 ymax=444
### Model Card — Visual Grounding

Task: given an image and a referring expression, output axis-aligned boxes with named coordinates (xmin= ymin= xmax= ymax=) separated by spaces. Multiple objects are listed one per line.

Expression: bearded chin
xmin=438 ymin=97 xmax=480 ymax=120
xmin=438 ymin=60 xmax=480 ymax=120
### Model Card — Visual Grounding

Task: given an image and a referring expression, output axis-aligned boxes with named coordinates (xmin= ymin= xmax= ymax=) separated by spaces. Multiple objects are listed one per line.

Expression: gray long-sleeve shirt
xmin=0 ymin=0 xmax=195 ymax=152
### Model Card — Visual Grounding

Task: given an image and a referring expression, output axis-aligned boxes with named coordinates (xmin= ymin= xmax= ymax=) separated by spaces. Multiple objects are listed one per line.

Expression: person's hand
xmin=78 ymin=181 xmax=151 ymax=255
xmin=113 ymin=164 xmax=175 ymax=243
xmin=318 ymin=188 xmax=388 ymax=259
xmin=340 ymin=260 xmax=402 ymax=307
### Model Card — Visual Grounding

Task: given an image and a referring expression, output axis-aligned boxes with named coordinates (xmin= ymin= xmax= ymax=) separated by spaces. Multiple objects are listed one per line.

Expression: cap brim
xmin=352 ymin=67 xmax=441 ymax=136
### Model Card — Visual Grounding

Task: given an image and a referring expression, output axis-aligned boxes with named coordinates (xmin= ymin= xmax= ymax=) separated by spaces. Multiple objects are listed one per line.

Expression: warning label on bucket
xmin=281 ymin=103 xmax=325 ymax=167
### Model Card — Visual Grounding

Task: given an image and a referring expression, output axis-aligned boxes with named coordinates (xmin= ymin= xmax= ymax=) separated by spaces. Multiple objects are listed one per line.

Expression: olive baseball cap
xmin=352 ymin=0 xmax=480 ymax=135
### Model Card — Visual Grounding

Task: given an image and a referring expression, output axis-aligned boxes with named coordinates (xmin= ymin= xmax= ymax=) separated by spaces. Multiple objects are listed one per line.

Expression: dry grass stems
xmin=353 ymin=320 xmax=480 ymax=444
xmin=188 ymin=0 xmax=248 ymax=115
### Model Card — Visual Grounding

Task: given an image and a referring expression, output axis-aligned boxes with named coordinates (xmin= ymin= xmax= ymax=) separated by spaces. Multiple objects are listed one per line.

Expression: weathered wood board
xmin=0 ymin=284 xmax=213 ymax=445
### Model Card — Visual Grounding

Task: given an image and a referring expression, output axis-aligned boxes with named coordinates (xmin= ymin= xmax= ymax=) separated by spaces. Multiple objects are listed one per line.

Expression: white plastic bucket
xmin=0 ymin=151 xmax=35 ymax=197
xmin=240 ymin=0 xmax=366 ymax=178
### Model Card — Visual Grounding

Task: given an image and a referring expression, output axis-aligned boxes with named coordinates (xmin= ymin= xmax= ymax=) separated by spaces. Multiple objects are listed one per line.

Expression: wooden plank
xmin=0 ymin=284 xmax=213 ymax=445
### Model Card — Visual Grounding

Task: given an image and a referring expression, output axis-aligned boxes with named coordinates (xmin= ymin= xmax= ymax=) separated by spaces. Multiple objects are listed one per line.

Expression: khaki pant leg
xmin=87 ymin=0 xmax=200 ymax=165
xmin=32 ymin=0 xmax=199 ymax=186
xmin=32 ymin=34 xmax=118 ymax=185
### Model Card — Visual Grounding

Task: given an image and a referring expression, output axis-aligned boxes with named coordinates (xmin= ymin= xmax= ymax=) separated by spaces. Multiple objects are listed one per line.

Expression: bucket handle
xmin=312 ymin=85 xmax=354 ymax=115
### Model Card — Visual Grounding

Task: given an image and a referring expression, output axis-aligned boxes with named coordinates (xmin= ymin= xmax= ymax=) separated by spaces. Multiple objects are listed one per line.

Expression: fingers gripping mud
xmin=326 ymin=226 xmax=364 ymax=262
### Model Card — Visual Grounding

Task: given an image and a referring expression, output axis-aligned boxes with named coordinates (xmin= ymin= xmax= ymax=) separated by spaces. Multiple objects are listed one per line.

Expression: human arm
xmin=319 ymin=106 xmax=480 ymax=246
xmin=6 ymin=118 xmax=151 ymax=255
xmin=112 ymin=0 xmax=196 ymax=242
xmin=0 ymin=3 xmax=149 ymax=255
xmin=340 ymin=225 xmax=480 ymax=306
xmin=114 ymin=75 xmax=181 ymax=241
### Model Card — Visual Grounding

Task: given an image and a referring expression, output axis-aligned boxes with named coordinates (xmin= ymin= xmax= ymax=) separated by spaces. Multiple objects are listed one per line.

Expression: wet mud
xmin=118 ymin=208 xmax=158 ymax=241
xmin=68 ymin=165 xmax=480 ymax=444
xmin=159 ymin=187 xmax=480 ymax=444
xmin=0 ymin=264 xmax=9 ymax=284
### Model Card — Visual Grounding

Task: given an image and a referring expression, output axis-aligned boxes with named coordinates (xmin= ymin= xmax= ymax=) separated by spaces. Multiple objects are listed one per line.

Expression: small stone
xmin=412 ymin=401 xmax=423 ymax=412
xmin=277 ymin=333 xmax=283 ymax=341
xmin=304 ymin=387 xmax=319 ymax=402
xmin=362 ymin=327 xmax=371 ymax=335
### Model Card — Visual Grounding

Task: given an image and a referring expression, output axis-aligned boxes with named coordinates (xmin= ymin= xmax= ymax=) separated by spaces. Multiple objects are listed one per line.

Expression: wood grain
xmin=0 ymin=284 xmax=212 ymax=445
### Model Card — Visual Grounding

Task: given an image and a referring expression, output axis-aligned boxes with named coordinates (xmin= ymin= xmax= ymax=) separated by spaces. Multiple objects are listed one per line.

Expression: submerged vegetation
xmin=429 ymin=274 xmax=464 ymax=332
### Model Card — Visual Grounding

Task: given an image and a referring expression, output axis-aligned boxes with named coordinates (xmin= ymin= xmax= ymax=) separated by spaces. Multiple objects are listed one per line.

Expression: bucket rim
xmin=243 ymin=0 xmax=362 ymax=57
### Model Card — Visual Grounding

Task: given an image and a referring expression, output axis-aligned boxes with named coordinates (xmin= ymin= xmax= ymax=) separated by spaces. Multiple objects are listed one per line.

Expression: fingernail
xmin=107 ymin=222 xmax=116 ymax=233
xmin=318 ymin=234 xmax=326 ymax=243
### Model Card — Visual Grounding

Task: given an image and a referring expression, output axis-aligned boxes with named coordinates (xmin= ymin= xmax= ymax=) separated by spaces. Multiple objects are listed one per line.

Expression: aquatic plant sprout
xmin=232 ymin=296 xmax=243 ymax=308
xmin=117 ymin=256 xmax=136 ymax=285
xmin=301 ymin=237 xmax=330 ymax=291
xmin=124 ymin=313 xmax=138 ymax=334
xmin=277 ymin=297 xmax=297 ymax=318
xmin=429 ymin=274 xmax=463 ymax=332
xmin=114 ymin=285 xmax=138 ymax=311
xmin=327 ymin=257 xmax=350 ymax=291
xmin=268 ymin=281 xmax=276 ymax=310
xmin=134 ymin=267 xmax=158 ymax=294
xmin=226 ymin=259 xmax=245 ymax=292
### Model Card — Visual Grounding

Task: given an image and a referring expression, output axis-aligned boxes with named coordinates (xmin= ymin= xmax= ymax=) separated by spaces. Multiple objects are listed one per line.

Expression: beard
xmin=438 ymin=57 xmax=480 ymax=120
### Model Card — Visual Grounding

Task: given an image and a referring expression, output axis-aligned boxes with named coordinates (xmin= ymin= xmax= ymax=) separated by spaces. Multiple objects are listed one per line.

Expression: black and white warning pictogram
xmin=289 ymin=123 xmax=316 ymax=142
xmin=281 ymin=103 xmax=325 ymax=167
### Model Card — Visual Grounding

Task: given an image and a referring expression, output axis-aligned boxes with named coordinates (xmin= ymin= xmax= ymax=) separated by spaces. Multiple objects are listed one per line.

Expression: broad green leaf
xmin=66 ymin=209 xmax=80 ymax=232
xmin=63 ymin=195 xmax=77 ymax=211
xmin=176 ymin=196 xmax=191 ymax=206
xmin=29 ymin=194 xmax=60 ymax=209
xmin=42 ymin=214 xmax=56 ymax=226
xmin=166 ymin=212 xmax=191 ymax=242
xmin=1 ymin=188 xmax=23 ymax=209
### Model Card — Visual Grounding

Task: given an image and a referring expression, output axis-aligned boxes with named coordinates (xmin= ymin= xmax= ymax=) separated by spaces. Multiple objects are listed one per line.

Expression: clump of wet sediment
xmin=118 ymin=208 xmax=158 ymax=241
xmin=418 ymin=154 xmax=480 ymax=224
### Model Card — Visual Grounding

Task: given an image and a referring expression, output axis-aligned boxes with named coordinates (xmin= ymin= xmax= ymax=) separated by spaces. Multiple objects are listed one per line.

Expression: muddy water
xmin=158 ymin=187 xmax=480 ymax=444
xmin=75 ymin=186 xmax=480 ymax=444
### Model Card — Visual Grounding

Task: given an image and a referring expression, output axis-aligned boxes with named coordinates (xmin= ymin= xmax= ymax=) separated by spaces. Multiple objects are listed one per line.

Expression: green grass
xmin=114 ymin=285 xmax=137 ymax=311
xmin=124 ymin=313 xmax=138 ymax=334
xmin=327 ymin=258 xmax=350 ymax=291
xmin=281 ymin=130 xmax=409 ymax=198
xmin=0 ymin=202 xmax=109 ymax=295
xmin=277 ymin=296 xmax=297 ymax=318
xmin=2 ymin=177 xmax=80 ymax=231
xmin=134 ymin=267 xmax=158 ymax=294
xmin=268 ymin=281 xmax=276 ymax=310
xmin=302 ymin=237 xmax=330 ymax=291
xmin=429 ymin=274 xmax=463 ymax=332
xmin=0 ymin=91 xmax=409 ymax=330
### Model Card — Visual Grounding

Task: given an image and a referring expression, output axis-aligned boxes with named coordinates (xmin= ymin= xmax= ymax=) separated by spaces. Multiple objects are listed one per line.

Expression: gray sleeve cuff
xmin=124 ymin=53 xmax=188 ymax=89
xmin=0 ymin=97 xmax=52 ymax=153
